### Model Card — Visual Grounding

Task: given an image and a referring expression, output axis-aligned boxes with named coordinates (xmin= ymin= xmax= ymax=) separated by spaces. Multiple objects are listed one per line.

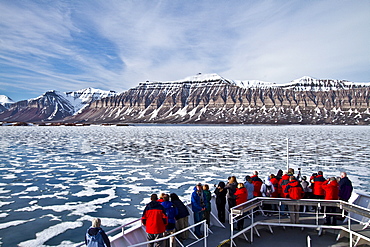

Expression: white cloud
xmin=0 ymin=0 xmax=369 ymax=101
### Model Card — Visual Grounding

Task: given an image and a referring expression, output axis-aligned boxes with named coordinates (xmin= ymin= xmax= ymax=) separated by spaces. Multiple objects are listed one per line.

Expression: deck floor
xmin=180 ymin=213 xmax=369 ymax=247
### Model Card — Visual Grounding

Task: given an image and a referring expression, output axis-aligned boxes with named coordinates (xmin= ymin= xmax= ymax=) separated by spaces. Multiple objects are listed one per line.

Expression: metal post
xmin=286 ymin=138 xmax=289 ymax=172
xmin=349 ymin=216 xmax=353 ymax=247
xmin=204 ymin=221 xmax=207 ymax=247
xmin=251 ymin=208 xmax=254 ymax=243
xmin=230 ymin=212 xmax=233 ymax=247
xmin=307 ymin=235 xmax=311 ymax=247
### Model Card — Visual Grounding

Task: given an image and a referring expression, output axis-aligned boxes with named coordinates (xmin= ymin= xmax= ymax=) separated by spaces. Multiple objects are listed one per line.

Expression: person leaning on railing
xmin=85 ymin=218 xmax=111 ymax=247
xmin=284 ymin=176 xmax=305 ymax=224
xmin=141 ymin=194 xmax=168 ymax=247
xmin=338 ymin=172 xmax=353 ymax=202
xmin=322 ymin=177 xmax=339 ymax=226
xmin=170 ymin=193 xmax=190 ymax=241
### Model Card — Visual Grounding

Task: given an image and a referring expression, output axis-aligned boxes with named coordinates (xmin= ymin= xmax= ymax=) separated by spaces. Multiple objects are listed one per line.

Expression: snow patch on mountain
xmin=279 ymin=76 xmax=370 ymax=91
xmin=64 ymin=88 xmax=117 ymax=114
xmin=0 ymin=95 xmax=15 ymax=104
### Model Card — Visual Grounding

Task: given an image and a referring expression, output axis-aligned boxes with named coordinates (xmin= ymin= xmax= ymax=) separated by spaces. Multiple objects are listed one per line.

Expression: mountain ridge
xmin=1 ymin=74 xmax=369 ymax=124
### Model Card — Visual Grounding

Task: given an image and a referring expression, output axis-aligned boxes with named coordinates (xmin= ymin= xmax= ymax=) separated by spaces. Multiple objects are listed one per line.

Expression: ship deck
xmin=181 ymin=213 xmax=366 ymax=247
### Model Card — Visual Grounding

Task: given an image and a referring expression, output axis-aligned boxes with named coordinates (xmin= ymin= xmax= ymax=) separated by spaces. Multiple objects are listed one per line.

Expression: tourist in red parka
xmin=269 ymin=174 xmax=279 ymax=198
xmin=278 ymin=172 xmax=290 ymax=198
xmin=251 ymin=171 xmax=263 ymax=197
xmin=322 ymin=177 xmax=339 ymax=225
xmin=322 ymin=178 xmax=339 ymax=200
xmin=312 ymin=171 xmax=326 ymax=199
xmin=235 ymin=183 xmax=248 ymax=205
xmin=284 ymin=176 xmax=304 ymax=224
xmin=234 ymin=183 xmax=248 ymax=231
xmin=142 ymin=194 xmax=168 ymax=246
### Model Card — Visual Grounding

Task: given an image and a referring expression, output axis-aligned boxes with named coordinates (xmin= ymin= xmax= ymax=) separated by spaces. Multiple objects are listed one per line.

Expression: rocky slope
xmin=65 ymin=74 xmax=369 ymax=125
xmin=0 ymin=88 xmax=116 ymax=122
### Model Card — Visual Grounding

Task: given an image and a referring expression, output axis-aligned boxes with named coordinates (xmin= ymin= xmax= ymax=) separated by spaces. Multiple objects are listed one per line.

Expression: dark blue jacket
xmin=338 ymin=177 xmax=353 ymax=201
xmin=161 ymin=201 xmax=178 ymax=224
xmin=191 ymin=188 xmax=206 ymax=212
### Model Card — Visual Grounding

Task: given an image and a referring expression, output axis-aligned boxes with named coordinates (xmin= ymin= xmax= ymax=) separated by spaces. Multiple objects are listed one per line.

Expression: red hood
xmin=289 ymin=180 xmax=300 ymax=186
xmin=329 ymin=180 xmax=339 ymax=187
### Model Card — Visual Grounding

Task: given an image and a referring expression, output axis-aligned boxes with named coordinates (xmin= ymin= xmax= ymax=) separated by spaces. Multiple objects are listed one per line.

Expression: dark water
xmin=0 ymin=125 xmax=369 ymax=246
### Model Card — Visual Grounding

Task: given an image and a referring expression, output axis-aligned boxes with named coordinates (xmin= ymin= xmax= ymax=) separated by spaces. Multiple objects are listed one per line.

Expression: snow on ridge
xmin=233 ymin=79 xmax=276 ymax=89
xmin=23 ymin=88 xmax=117 ymax=115
xmin=179 ymin=73 xmax=224 ymax=82
xmin=279 ymin=76 xmax=370 ymax=91
xmin=64 ymin=88 xmax=117 ymax=114
xmin=65 ymin=87 xmax=117 ymax=101
xmin=140 ymin=73 xmax=229 ymax=86
xmin=0 ymin=95 xmax=15 ymax=104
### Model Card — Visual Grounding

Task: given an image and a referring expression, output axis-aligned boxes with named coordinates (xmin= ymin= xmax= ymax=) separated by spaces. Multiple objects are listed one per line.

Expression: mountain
xmin=278 ymin=76 xmax=368 ymax=91
xmin=0 ymin=95 xmax=15 ymax=112
xmin=65 ymin=74 xmax=370 ymax=125
xmin=0 ymin=88 xmax=116 ymax=122
xmin=1 ymin=74 xmax=369 ymax=124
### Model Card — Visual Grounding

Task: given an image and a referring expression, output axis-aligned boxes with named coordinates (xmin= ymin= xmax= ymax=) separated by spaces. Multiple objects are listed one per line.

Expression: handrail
xmin=230 ymin=197 xmax=370 ymax=247
xmin=106 ymin=219 xmax=141 ymax=235
xmin=127 ymin=219 xmax=208 ymax=247
xmin=75 ymin=219 xmax=141 ymax=247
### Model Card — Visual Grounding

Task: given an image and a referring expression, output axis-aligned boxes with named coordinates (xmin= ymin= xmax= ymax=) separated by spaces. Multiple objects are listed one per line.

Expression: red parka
xmin=284 ymin=179 xmax=304 ymax=200
xmin=312 ymin=175 xmax=326 ymax=196
xmin=141 ymin=201 xmax=168 ymax=234
xmin=235 ymin=187 xmax=248 ymax=205
xmin=251 ymin=175 xmax=263 ymax=197
xmin=278 ymin=174 xmax=290 ymax=198
xmin=322 ymin=180 xmax=339 ymax=200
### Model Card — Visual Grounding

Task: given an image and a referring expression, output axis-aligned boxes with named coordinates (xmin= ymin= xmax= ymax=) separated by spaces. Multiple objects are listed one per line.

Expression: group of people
xmin=141 ymin=193 xmax=190 ymax=247
xmin=212 ymin=169 xmax=353 ymax=228
xmin=84 ymin=169 xmax=354 ymax=247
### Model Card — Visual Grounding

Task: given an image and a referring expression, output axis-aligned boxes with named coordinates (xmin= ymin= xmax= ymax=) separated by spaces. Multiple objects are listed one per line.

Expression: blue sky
xmin=1 ymin=0 xmax=369 ymax=102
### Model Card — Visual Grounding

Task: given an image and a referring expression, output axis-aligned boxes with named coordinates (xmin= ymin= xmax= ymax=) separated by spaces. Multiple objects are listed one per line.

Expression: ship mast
xmin=286 ymin=138 xmax=289 ymax=172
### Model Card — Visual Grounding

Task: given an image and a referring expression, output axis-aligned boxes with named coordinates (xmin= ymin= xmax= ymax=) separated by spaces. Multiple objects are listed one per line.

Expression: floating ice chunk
xmin=0 ymin=201 xmax=14 ymax=207
xmin=0 ymin=218 xmax=35 ymax=230
xmin=18 ymin=221 xmax=83 ymax=247
xmin=2 ymin=174 xmax=17 ymax=179
xmin=40 ymin=214 xmax=61 ymax=222
xmin=111 ymin=202 xmax=130 ymax=207
xmin=0 ymin=213 xmax=9 ymax=218
xmin=25 ymin=186 xmax=39 ymax=192
xmin=29 ymin=200 xmax=38 ymax=205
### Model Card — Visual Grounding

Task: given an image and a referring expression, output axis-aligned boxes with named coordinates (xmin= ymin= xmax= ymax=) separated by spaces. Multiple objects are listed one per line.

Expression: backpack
xmin=265 ymin=185 xmax=273 ymax=197
xmin=86 ymin=229 xmax=104 ymax=247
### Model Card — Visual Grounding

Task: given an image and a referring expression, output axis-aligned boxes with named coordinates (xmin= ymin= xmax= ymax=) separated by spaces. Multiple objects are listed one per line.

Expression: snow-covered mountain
xmin=1 ymin=74 xmax=369 ymax=124
xmin=0 ymin=88 xmax=116 ymax=122
xmin=67 ymin=74 xmax=369 ymax=125
xmin=0 ymin=95 xmax=15 ymax=112
xmin=0 ymin=95 xmax=15 ymax=104
xmin=64 ymin=87 xmax=117 ymax=114
xmin=279 ymin=76 xmax=368 ymax=91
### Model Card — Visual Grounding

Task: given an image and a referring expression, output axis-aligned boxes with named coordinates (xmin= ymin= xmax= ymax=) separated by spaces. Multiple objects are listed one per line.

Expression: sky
xmin=0 ymin=0 xmax=369 ymax=102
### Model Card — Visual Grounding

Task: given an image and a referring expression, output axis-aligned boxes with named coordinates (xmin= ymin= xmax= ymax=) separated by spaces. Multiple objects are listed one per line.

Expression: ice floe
xmin=0 ymin=125 xmax=369 ymax=246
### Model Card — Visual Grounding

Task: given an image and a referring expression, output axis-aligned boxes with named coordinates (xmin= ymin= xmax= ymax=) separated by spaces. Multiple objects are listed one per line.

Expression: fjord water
xmin=0 ymin=125 xmax=369 ymax=246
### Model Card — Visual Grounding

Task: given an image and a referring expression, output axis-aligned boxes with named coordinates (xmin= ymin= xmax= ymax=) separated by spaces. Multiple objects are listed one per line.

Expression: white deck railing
xmin=230 ymin=196 xmax=370 ymax=247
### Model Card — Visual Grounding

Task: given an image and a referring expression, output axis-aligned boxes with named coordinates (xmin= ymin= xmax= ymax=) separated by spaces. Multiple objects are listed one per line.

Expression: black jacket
xmin=171 ymin=199 xmax=190 ymax=219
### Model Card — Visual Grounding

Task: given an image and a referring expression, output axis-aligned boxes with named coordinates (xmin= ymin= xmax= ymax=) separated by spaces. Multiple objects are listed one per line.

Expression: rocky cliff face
xmin=0 ymin=88 xmax=116 ymax=122
xmin=0 ymin=91 xmax=74 ymax=122
xmin=66 ymin=75 xmax=370 ymax=125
